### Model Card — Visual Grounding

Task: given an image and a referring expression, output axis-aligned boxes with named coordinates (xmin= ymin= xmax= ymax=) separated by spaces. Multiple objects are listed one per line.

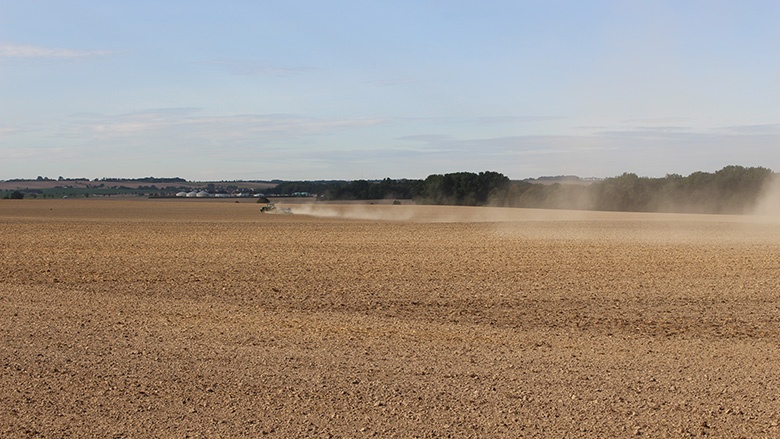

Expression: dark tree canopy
xmin=9 ymin=165 xmax=770 ymax=214
xmin=265 ymin=166 xmax=775 ymax=214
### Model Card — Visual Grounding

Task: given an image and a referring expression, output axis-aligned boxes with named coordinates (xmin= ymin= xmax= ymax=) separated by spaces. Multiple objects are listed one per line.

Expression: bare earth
xmin=2 ymin=199 xmax=780 ymax=438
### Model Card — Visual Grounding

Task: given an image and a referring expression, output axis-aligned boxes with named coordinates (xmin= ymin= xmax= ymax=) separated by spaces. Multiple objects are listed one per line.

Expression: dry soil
xmin=1 ymin=199 xmax=780 ymax=438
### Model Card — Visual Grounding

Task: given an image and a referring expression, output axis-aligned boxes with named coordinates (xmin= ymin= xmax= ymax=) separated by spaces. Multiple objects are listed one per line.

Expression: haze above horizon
xmin=1 ymin=1 xmax=778 ymax=181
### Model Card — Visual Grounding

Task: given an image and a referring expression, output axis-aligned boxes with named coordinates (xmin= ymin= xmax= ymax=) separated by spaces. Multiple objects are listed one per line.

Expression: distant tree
xmin=9 ymin=191 xmax=24 ymax=199
xmin=592 ymin=173 xmax=653 ymax=211
xmin=347 ymin=180 xmax=370 ymax=199
xmin=416 ymin=171 xmax=510 ymax=206
xmin=507 ymin=165 xmax=774 ymax=214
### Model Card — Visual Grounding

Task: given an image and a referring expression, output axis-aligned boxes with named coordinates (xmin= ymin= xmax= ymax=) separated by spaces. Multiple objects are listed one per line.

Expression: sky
xmin=1 ymin=1 xmax=778 ymax=181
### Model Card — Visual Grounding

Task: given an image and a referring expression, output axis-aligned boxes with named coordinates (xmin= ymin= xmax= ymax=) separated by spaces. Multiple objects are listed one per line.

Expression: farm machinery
xmin=260 ymin=202 xmax=292 ymax=215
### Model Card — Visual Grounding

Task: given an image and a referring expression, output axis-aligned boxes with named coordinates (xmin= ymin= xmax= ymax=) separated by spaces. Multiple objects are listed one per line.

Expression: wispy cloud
xmin=398 ymin=133 xmax=596 ymax=155
xmin=0 ymin=42 xmax=114 ymax=59
xmin=621 ymin=117 xmax=692 ymax=125
xmin=395 ymin=115 xmax=558 ymax=127
xmin=0 ymin=126 xmax=20 ymax=137
xmin=470 ymin=116 xmax=559 ymax=125
xmin=718 ymin=123 xmax=780 ymax=134
xmin=0 ymin=110 xmax=387 ymax=178
xmin=56 ymin=110 xmax=385 ymax=148
xmin=366 ymin=77 xmax=420 ymax=87
xmin=594 ymin=123 xmax=780 ymax=147
xmin=202 ymin=59 xmax=312 ymax=76
xmin=598 ymin=126 xmax=697 ymax=139
xmin=4 ymin=146 xmax=72 ymax=160
xmin=5 ymin=108 xmax=779 ymax=180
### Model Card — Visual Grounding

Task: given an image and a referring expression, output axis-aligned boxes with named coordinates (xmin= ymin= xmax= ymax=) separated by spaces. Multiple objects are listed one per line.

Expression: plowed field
xmin=2 ymin=199 xmax=780 ymax=437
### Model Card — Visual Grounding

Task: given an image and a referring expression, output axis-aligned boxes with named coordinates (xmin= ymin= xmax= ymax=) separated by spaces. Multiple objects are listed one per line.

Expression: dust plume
xmin=289 ymin=203 xmax=419 ymax=222
xmin=288 ymin=203 xmax=531 ymax=222
xmin=288 ymin=202 xmax=658 ymax=223
xmin=752 ymin=173 xmax=780 ymax=217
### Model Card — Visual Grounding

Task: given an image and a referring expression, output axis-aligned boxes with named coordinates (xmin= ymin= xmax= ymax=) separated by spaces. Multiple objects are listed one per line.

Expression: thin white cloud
xmin=56 ymin=111 xmax=385 ymax=145
xmin=470 ymin=116 xmax=559 ymax=125
xmin=202 ymin=59 xmax=312 ymax=76
xmin=398 ymin=133 xmax=591 ymax=155
xmin=392 ymin=127 xmax=780 ymax=177
xmin=393 ymin=115 xmax=559 ymax=128
xmin=0 ymin=42 xmax=114 ymax=59
xmin=3 ymin=146 xmax=72 ymax=160
xmin=5 ymin=108 xmax=778 ymax=181
xmin=119 ymin=107 xmax=203 ymax=117
xmin=366 ymin=77 xmax=420 ymax=87
xmin=621 ymin=117 xmax=692 ymax=125
xmin=719 ymin=123 xmax=780 ymax=134
xmin=598 ymin=127 xmax=697 ymax=139
xmin=0 ymin=127 xmax=20 ymax=137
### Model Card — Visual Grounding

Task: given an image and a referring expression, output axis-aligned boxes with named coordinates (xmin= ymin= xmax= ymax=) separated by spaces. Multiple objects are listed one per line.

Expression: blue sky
xmin=1 ymin=1 xmax=778 ymax=181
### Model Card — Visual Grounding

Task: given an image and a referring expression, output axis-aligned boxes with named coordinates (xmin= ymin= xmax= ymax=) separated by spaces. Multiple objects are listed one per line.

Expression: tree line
xmin=266 ymin=165 xmax=776 ymax=214
xmin=5 ymin=166 xmax=775 ymax=214
xmin=268 ymin=178 xmax=423 ymax=200
xmin=510 ymin=165 xmax=775 ymax=214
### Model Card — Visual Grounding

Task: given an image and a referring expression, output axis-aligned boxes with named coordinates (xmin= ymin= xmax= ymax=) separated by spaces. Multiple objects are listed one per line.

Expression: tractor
xmin=260 ymin=202 xmax=292 ymax=214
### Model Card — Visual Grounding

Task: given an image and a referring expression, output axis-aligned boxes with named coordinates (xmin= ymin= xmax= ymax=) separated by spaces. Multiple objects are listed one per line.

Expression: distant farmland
xmin=0 ymin=178 xmax=277 ymax=198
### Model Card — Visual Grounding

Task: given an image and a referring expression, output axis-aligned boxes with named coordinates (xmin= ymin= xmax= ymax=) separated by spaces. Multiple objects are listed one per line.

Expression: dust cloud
xmin=289 ymin=203 xmax=419 ymax=222
xmin=283 ymin=173 xmax=780 ymax=224
xmin=752 ymin=174 xmax=780 ymax=218
xmin=288 ymin=203 xmax=664 ymax=223
xmin=287 ymin=203 xmax=518 ymax=222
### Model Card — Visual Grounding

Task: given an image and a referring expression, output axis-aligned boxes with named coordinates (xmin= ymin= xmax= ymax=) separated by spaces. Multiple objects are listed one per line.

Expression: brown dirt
xmin=2 ymin=199 xmax=780 ymax=438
